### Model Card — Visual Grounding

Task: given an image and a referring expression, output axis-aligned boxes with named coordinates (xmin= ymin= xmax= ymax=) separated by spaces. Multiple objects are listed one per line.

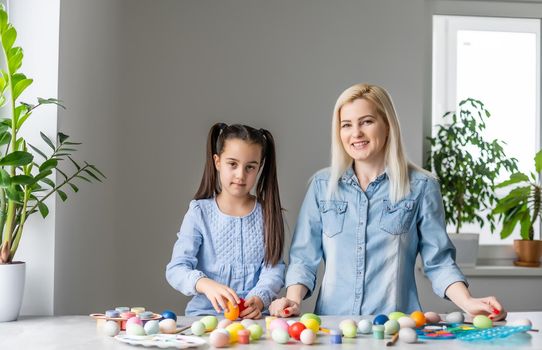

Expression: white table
xmin=0 ymin=312 xmax=541 ymax=349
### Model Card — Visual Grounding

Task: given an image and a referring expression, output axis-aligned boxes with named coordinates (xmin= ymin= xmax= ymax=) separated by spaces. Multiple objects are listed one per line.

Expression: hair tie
xmin=219 ymin=123 xmax=228 ymax=131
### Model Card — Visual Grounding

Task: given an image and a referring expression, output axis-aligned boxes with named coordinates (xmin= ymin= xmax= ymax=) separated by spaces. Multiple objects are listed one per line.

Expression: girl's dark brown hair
xmin=194 ymin=123 xmax=284 ymax=266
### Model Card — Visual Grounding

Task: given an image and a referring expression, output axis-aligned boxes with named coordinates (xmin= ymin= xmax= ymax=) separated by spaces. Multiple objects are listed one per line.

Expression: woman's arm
xmin=269 ymin=284 xmax=308 ymax=317
xmin=445 ymin=281 xmax=506 ymax=321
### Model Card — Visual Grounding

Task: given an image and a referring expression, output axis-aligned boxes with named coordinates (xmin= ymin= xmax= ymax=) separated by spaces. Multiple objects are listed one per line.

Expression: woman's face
xmin=339 ymin=98 xmax=389 ymax=166
xmin=213 ymin=139 xmax=262 ymax=199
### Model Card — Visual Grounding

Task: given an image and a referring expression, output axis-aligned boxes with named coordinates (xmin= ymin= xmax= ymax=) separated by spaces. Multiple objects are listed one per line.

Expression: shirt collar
xmin=340 ymin=164 xmax=388 ymax=185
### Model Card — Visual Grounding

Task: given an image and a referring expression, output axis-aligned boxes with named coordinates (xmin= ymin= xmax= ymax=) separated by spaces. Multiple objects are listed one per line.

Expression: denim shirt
xmin=285 ymin=167 xmax=467 ymax=315
xmin=166 ymin=198 xmax=285 ymax=316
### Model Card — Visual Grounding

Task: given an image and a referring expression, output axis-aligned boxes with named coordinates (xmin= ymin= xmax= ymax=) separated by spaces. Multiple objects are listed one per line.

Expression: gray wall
xmin=55 ymin=0 xmax=541 ymax=315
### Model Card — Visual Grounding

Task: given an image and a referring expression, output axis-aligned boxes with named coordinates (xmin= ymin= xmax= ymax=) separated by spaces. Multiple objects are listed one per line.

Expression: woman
xmin=269 ymin=83 xmax=506 ymax=320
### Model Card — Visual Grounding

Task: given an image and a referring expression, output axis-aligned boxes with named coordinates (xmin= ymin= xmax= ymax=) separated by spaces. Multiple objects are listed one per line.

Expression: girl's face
xmin=213 ymin=139 xmax=262 ymax=199
xmin=339 ymin=98 xmax=389 ymax=165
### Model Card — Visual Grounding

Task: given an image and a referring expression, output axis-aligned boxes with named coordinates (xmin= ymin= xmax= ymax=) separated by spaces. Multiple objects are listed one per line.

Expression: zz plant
xmin=426 ymin=98 xmax=518 ymax=233
xmin=0 ymin=6 xmax=104 ymax=263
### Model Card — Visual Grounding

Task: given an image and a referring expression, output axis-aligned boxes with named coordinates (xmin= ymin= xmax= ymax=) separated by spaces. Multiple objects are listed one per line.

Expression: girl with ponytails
xmin=166 ymin=123 xmax=285 ymax=319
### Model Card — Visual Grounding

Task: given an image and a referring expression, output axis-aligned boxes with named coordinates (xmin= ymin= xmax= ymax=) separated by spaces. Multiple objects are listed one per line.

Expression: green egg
xmin=388 ymin=311 xmax=405 ymax=321
xmin=248 ymin=324 xmax=263 ymax=340
xmin=300 ymin=313 xmax=322 ymax=326
xmin=473 ymin=315 xmax=492 ymax=329
xmin=342 ymin=324 xmax=357 ymax=338
xmin=200 ymin=315 xmax=218 ymax=331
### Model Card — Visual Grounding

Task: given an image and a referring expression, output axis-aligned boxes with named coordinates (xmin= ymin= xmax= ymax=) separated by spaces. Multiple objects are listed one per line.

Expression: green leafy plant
xmin=492 ymin=150 xmax=542 ymax=241
xmin=426 ymin=98 xmax=518 ymax=233
xmin=0 ymin=6 xmax=104 ymax=263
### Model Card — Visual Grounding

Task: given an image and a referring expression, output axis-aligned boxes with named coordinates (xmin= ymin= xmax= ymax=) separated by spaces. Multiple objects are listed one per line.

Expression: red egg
xmin=238 ymin=298 xmax=247 ymax=314
xmin=288 ymin=322 xmax=307 ymax=340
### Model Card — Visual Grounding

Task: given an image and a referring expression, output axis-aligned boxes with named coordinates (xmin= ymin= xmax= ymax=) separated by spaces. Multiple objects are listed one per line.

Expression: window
xmin=433 ymin=15 xmax=540 ymax=245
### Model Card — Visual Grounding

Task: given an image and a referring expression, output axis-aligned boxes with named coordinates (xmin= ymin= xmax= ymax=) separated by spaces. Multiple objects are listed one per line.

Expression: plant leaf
xmin=0 ymin=151 xmax=33 ymax=166
xmin=57 ymin=189 xmax=67 ymax=202
xmin=38 ymin=202 xmax=49 ymax=218
xmin=40 ymin=132 xmax=55 ymax=150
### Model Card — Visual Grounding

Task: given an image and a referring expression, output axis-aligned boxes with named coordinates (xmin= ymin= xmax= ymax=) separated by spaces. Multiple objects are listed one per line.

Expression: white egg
xmin=445 ymin=311 xmax=465 ymax=324
xmin=299 ymin=329 xmax=316 ymax=345
xmin=399 ymin=327 xmax=418 ymax=343
xmin=144 ymin=320 xmax=160 ymax=335
xmin=397 ymin=316 xmax=416 ymax=329
xmin=424 ymin=311 xmax=441 ymax=324
xmin=358 ymin=319 xmax=373 ymax=334
xmin=191 ymin=321 xmax=206 ymax=336
xmin=159 ymin=318 xmax=177 ymax=334
xmin=103 ymin=320 xmax=120 ymax=337
xmin=508 ymin=318 xmax=532 ymax=327
xmin=217 ymin=319 xmax=232 ymax=329
xmin=241 ymin=319 xmax=256 ymax=328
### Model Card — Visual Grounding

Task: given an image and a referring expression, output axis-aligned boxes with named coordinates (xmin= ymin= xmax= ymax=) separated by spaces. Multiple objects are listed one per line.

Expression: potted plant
xmin=426 ymin=98 xmax=518 ymax=266
xmin=492 ymin=150 xmax=542 ymax=267
xmin=0 ymin=6 xmax=104 ymax=321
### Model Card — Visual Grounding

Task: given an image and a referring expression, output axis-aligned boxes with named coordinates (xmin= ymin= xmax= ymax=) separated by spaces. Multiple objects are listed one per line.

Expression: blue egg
xmin=161 ymin=310 xmax=177 ymax=321
xmin=373 ymin=314 xmax=389 ymax=325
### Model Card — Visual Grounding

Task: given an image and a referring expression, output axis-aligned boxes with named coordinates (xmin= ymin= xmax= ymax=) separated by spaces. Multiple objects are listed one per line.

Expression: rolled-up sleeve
xmin=246 ymin=261 xmax=285 ymax=309
xmin=417 ymin=178 xmax=468 ymax=298
xmin=285 ymin=178 xmax=323 ymax=299
xmin=165 ymin=202 xmax=207 ymax=296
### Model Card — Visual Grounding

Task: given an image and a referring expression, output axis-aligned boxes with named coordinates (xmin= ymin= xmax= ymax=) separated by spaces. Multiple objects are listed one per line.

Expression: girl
xmin=269 ymin=83 xmax=507 ymax=320
xmin=166 ymin=123 xmax=285 ymax=319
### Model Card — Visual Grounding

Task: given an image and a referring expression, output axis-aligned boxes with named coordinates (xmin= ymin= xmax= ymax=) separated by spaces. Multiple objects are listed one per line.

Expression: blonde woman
xmin=269 ymin=83 xmax=506 ymax=320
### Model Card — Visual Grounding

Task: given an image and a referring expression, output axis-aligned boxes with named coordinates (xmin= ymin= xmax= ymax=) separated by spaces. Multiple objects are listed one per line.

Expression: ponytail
xmin=194 ymin=123 xmax=225 ymax=199
xmin=257 ymin=129 xmax=284 ymax=266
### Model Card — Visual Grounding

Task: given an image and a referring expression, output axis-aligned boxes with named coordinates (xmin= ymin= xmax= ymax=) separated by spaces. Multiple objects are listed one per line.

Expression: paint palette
xmin=115 ymin=334 xmax=206 ymax=349
xmin=455 ymin=326 xmax=532 ymax=341
xmin=89 ymin=312 xmax=162 ymax=330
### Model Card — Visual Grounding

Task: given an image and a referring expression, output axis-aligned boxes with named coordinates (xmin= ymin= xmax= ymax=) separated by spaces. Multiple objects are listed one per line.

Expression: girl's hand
xmin=461 ymin=296 xmax=507 ymax=321
xmin=195 ymin=278 xmax=240 ymax=313
xmin=269 ymin=297 xmax=300 ymax=318
xmin=240 ymin=296 xmax=264 ymax=319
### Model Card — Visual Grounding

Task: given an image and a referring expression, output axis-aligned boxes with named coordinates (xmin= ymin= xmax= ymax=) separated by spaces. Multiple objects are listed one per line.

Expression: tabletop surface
xmin=0 ymin=312 xmax=541 ymax=349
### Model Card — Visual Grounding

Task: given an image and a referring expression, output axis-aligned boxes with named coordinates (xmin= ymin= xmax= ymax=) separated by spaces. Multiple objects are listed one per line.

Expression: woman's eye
xmin=362 ymin=120 xmax=373 ymax=125
xmin=341 ymin=124 xmax=351 ymax=128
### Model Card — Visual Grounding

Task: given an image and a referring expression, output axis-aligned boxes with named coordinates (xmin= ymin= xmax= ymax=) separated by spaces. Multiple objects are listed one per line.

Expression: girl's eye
xmin=246 ymin=166 xmax=256 ymax=171
xmin=227 ymin=162 xmax=237 ymax=168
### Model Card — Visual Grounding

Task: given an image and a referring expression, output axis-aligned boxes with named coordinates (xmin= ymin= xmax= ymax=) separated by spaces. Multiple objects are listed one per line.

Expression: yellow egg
xmin=302 ymin=318 xmax=320 ymax=333
xmin=225 ymin=322 xmax=244 ymax=343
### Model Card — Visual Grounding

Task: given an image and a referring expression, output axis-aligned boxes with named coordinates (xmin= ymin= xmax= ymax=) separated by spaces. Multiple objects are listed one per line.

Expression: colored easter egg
xmin=384 ymin=319 xmax=400 ymax=335
xmin=339 ymin=319 xmax=357 ymax=330
xmin=126 ymin=316 xmax=143 ymax=326
xmin=144 ymin=320 xmax=160 ymax=335
xmin=509 ymin=318 xmax=532 ymax=327
xmin=288 ymin=322 xmax=306 ymax=340
xmin=159 ymin=318 xmax=177 ymax=334
xmin=191 ymin=321 xmax=206 ymax=336
xmin=201 ymin=315 xmax=218 ymax=331
xmin=161 ymin=310 xmax=177 ymax=321
xmin=473 ymin=315 xmax=492 ymax=329
xmin=300 ymin=313 xmax=322 ymax=326
xmin=126 ymin=323 xmax=146 ymax=336
xmin=410 ymin=311 xmax=426 ymax=327
xmin=217 ymin=319 xmax=232 ymax=329
xmin=373 ymin=314 xmax=389 ymax=325
xmin=388 ymin=311 xmax=405 ymax=321
xmin=272 ymin=328 xmax=290 ymax=344
xmin=224 ymin=300 xmax=240 ymax=321
xmin=358 ymin=319 xmax=373 ymax=334
xmin=241 ymin=319 xmax=256 ymax=328
xmin=209 ymin=329 xmax=230 ymax=348
xmin=342 ymin=323 xmax=357 ymax=338
xmin=399 ymin=327 xmax=418 ymax=343
xmin=103 ymin=320 xmax=120 ymax=336
xmin=300 ymin=329 xmax=316 ymax=345
xmin=270 ymin=318 xmax=289 ymax=332
xmin=225 ymin=322 xmax=244 ymax=343
xmin=248 ymin=324 xmax=263 ymax=340
xmin=446 ymin=311 xmax=465 ymax=324
xmin=302 ymin=318 xmax=320 ymax=333
xmin=424 ymin=311 xmax=441 ymax=324
xmin=397 ymin=316 xmax=416 ymax=329
xmin=238 ymin=298 xmax=247 ymax=314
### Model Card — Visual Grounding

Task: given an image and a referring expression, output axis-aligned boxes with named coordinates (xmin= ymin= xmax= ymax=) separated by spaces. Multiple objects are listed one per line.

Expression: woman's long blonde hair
xmin=328 ymin=83 xmax=427 ymax=203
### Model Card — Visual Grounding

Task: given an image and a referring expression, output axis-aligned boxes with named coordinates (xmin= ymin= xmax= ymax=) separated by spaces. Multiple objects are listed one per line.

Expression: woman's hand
xmin=269 ymin=297 xmax=300 ymax=317
xmin=461 ymin=296 xmax=507 ymax=321
xmin=240 ymin=296 xmax=264 ymax=319
xmin=195 ymin=278 xmax=240 ymax=313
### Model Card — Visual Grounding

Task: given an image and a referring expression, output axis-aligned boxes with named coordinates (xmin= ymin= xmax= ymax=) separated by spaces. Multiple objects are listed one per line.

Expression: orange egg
xmin=224 ymin=301 xmax=240 ymax=321
xmin=410 ymin=311 xmax=426 ymax=328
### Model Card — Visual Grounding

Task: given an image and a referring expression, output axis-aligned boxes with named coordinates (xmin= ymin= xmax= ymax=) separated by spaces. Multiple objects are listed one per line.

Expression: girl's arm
xmin=445 ymin=281 xmax=506 ymax=321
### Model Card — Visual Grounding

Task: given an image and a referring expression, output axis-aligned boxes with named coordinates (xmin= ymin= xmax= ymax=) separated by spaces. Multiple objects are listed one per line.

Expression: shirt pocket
xmin=380 ymin=199 xmax=416 ymax=235
xmin=319 ymin=200 xmax=348 ymax=238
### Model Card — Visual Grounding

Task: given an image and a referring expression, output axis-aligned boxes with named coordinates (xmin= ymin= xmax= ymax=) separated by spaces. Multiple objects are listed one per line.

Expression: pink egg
xmin=126 ymin=316 xmax=143 ymax=326
xmin=209 ymin=329 xmax=230 ymax=348
xmin=269 ymin=318 xmax=289 ymax=332
xmin=217 ymin=319 xmax=232 ymax=329
xmin=300 ymin=329 xmax=316 ymax=345
xmin=424 ymin=311 xmax=441 ymax=324
xmin=397 ymin=316 xmax=416 ymax=329
xmin=159 ymin=318 xmax=177 ymax=334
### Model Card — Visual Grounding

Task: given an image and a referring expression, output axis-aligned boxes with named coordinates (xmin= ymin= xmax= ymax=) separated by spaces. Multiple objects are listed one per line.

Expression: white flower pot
xmin=448 ymin=233 xmax=479 ymax=267
xmin=0 ymin=262 xmax=26 ymax=322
